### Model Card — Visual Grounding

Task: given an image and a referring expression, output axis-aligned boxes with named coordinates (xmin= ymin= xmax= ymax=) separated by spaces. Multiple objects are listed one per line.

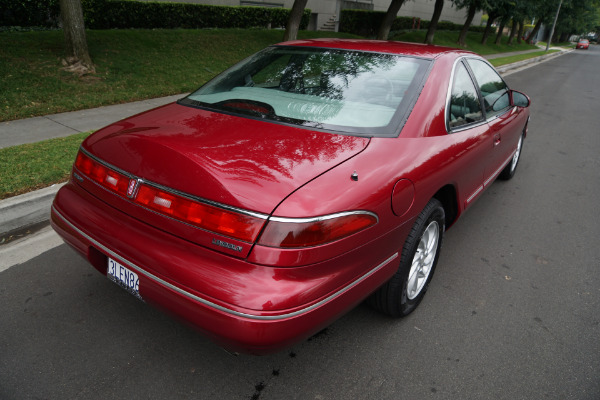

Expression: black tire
xmin=498 ymin=134 xmax=524 ymax=180
xmin=368 ymin=198 xmax=445 ymax=317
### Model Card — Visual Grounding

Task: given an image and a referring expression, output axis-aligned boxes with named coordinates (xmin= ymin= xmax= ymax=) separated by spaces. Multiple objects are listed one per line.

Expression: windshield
xmin=180 ymin=46 xmax=432 ymax=136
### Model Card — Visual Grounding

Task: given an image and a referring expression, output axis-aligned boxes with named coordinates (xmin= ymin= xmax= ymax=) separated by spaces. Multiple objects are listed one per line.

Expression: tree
xmin=425 ymin=0 xmax=445 ymax=44
xmin=480 ymin=10 xmax=498 ymax=44
xmin=455 ymin=0 xmax=485 ymax=47
xmin=525 ymin=0 xmax=560 ymax=44
xmin=507 ymin=19 xmax=519 ymax=45
xmin=507 ymin=0 xmax=535 ymax=45
xmin=551 ymin=0 xmax=600 ymax=42
xmin=59 ymin=0 xmax=94 ymax=75
xmin=377 ymin=0 xmax=406 ymax=40
xmin=494 ymin=13 xmax=511 ymax=45
xmin=283 ymin=0 xmax=308 ymax=42
xmin=516 ymin=19 xmax=525 ymax=44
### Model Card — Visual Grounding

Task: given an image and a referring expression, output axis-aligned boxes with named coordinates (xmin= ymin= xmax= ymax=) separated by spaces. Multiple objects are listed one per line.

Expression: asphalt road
xmin=1 ymin=47 xmax=599 ymax=400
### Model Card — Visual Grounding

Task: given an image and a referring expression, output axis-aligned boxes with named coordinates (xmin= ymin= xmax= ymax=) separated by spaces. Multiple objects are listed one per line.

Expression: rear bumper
xmin=51 ymin=182 xmax=400 ymax=354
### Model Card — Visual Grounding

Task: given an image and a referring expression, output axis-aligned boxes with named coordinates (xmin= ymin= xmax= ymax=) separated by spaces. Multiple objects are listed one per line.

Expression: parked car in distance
xmin=576 ymin=39 xmax=590 ymax=49
xmin=51 ymin=39 xmax=530 ymax=355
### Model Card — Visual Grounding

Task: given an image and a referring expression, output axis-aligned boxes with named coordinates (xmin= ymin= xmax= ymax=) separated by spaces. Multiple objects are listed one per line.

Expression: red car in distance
xmin=51 ymin=39 xmax=530 ymax=354
xmin=576 ymin=39 xmax=590 ymax=49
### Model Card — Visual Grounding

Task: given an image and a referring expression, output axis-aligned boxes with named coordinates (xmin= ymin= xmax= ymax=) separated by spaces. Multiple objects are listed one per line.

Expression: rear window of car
xmin=180 ymin=46 xmax=432 ymax=137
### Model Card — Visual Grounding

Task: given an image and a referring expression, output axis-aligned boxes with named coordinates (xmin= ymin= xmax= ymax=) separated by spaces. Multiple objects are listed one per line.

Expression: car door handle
xmin=494 ymin=133 xmax=501 ymax=146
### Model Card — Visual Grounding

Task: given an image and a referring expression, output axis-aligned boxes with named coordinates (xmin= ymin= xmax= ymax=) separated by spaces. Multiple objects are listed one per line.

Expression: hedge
xmin=0 ymin=0 xmax=60 ymax=27
xmin=339 ymin=9 xmax=486 ymax=37
xmin=0 ymin=0 xmax=310 ymax=30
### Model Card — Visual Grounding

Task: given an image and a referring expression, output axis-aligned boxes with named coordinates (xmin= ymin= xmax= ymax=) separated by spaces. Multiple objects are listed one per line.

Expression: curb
xmin=0 ymin=49 xmax=573 ymax=240
xmin=0 ymin=183 xmax=64 ymax=238
xmin=496 ymin=49 xmax=571 ymax=74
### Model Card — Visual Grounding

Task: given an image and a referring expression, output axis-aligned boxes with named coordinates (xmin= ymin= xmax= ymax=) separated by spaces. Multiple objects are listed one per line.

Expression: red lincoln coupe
xmin=51 ymin=39 xmax=530 ymax=354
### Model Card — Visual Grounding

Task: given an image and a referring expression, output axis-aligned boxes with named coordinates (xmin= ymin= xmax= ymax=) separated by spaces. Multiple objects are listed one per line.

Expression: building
xmin=136 ymin=0 xmax=483 ymax=32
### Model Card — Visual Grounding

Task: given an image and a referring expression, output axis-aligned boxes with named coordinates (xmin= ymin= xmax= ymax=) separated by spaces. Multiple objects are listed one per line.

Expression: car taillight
xmin=135 ymin=184 xmax=264 ymax=242
xmin=74 ymin=150 xmax=266 ymax=243
xmin=74 ymin=151 xmax=130 ymax=196
xmin=73 ymin=149 xmax=377 ymax=248
xmin=258 ymin=212 xmax=378 ymax=248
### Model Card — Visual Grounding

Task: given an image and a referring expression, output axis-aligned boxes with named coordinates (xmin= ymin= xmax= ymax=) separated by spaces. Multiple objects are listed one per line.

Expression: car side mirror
xmin=511 ymin=90 xmax=530 ymax=108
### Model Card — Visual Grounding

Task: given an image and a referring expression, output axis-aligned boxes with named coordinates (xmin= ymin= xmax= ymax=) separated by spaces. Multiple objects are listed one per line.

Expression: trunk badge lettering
xmin=212 ymin=238 xmax=243 ymax=252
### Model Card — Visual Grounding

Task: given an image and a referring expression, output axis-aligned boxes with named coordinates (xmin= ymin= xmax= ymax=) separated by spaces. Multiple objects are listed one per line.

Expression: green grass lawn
xmin=0 ymin=132 xmax=90 ymax=199
xmin=389 ymin=30 xmax=539 ymax=54
xmin=488 ymin=50 xmax=560 ymax=67
xmin=0 ymin=29 xmax=360 ymax=122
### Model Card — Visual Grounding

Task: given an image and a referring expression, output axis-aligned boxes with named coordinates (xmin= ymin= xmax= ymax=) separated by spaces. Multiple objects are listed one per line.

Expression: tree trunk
xmin=283 ymin=0 xmax=308 ymax=42
xmin=526 ymin=18 xmax=544 ymax=44
xmin=377 ymin=0 xmax=406 ymax=40
xmin=457 ymin=4 xmax=477 ymax=47
xmin=507 ymin=19 xmax=518 ymax=45
xmin=59 ymin=0 xmax=94 ymax=74
xmin=481 ymin=13 xmax=497 ymax=45
xmin=559 ymin=32 xmax=569 ymax=42
xmin=424 ymin=0 xmax=444 ymax=45
xmin=516 ymin=19 xmax=524 ymax=44
xmin=494 ymin=16 xmax=509 ymax=45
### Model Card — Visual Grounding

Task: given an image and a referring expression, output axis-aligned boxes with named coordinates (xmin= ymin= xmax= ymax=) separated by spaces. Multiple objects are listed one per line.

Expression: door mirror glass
xmin=511 ymin=90 xmax=530 ymax=108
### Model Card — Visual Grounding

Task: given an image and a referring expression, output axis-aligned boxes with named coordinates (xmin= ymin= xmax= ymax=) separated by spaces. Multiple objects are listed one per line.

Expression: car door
xmin=446 ymin=59 xmax=489 ymax=209
xmin=466 ymin=58 xmax=523 ymax=187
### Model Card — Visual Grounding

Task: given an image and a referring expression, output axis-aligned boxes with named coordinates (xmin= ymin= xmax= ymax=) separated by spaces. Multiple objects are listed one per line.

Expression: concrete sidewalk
xmin=0 ymin=93 xmax=185 ymax=149
xmin=0 ymin=47 xmax=572 ymax=240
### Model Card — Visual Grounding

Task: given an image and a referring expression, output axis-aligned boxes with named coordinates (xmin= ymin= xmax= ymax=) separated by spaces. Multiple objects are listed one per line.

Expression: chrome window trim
xmin=444 ymin=57 xmax=460 ymax=131
xmin=53 ymin=205 xmax=397 ymax=321
xmin=445 ymin=57 xmax=486 ymax=133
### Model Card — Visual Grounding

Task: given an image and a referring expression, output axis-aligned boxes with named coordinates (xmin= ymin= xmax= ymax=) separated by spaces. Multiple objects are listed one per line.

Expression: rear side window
xmin=467 ymin=59 xmax=510 ymax=119
xmin=448 ymin=62 xmax=483 ymax=129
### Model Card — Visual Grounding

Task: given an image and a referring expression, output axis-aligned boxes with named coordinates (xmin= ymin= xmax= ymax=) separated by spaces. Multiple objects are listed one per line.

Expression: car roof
xmin=277 ymin=38 xmax=474 ymax=59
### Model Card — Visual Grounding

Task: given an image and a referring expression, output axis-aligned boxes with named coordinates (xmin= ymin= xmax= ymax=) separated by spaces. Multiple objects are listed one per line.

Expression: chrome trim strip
xmin=78 ymin=147 xmax=269 ymax=220
xmin=466 ymin=185 xmax=484 ymax=204
xmin=80 ymin=147 xmax=137 ymax=179
xmin=53 ymin=205 xmax=398 ymax=321
xmin=269 ymin=210 xmax=379 ymax=224
xmin=484 ymin=151 xmax=515 ymax=187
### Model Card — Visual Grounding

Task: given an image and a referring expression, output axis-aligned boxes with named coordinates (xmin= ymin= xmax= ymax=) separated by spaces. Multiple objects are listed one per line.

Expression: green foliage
xmin=0 ymin=0 xmax=310 ymax=30
xmin=0 ymin=0 xmax=60 ymax=27
xmin=339 ymin=9 xmax=486 ymax=37
xmin=82 ymin=0 xmax=310 ymax=30
xmin=0 ymin=131 xmax=90 ymax=199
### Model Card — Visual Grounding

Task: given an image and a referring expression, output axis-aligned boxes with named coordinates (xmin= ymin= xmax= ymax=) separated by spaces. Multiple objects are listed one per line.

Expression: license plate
xmin=107 ymin=257 xmax=143 ymax=300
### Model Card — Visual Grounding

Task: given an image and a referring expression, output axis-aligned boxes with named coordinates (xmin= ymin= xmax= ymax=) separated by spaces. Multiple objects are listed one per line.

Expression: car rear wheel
xmin=499 ymin=133 xmax=524 ymax=180
xmin=368 ymin=198 xmax=445 ymax=317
